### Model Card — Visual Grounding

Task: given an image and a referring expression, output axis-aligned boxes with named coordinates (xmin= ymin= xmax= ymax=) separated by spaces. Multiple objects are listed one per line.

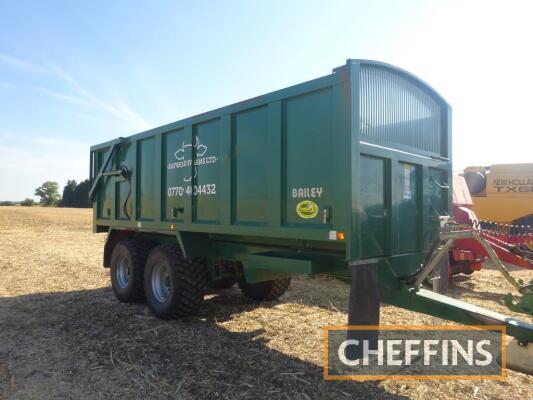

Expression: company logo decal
xmin=296 ymin=200 xmax=319 ymax=219
xmin=167 ymin=137 xmax=218 ymax=182
xmin=492 ymin=177 xmax=533 ymax=193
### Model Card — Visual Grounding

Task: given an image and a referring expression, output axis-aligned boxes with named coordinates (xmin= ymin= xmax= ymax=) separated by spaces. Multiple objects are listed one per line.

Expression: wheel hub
xmin=152 ymin=263 xmax=172 ymax=303
xmin=116 ymin=257 xmax=131 ymax=289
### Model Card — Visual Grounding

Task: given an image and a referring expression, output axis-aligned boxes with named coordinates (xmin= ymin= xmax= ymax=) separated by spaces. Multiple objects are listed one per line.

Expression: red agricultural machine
xmin=450 ymin=175 xmax=533 ymax=276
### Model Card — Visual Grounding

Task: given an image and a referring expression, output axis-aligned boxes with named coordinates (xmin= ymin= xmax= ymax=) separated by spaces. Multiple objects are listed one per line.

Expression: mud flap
xmin=345 ymin=263 xmax=381 ymax=361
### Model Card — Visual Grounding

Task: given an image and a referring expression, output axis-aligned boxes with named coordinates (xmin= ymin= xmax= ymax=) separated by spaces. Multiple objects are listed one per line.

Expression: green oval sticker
xmin=296 ymin=200 xmax=319 ymax=219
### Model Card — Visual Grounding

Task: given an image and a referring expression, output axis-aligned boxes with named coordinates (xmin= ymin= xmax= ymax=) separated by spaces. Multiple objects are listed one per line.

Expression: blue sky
xmin=1 ymin=1 xmax=532 ymax=200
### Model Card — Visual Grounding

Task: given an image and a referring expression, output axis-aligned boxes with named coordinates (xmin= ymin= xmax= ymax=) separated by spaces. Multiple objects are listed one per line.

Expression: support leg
xmin=345 ymin=264 xmax=380 ymax=360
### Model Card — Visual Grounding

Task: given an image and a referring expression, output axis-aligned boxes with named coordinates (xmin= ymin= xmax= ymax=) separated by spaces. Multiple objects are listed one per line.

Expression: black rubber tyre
xmin=238 ymin=278 xmax=291 ymax=301
xmin=110 ymin=238 xmax=154 ymax=302
xmin=208 ymin=277 xmax=237 ymax=289
xmin=144 ymin=244 xmax=208 ymax=319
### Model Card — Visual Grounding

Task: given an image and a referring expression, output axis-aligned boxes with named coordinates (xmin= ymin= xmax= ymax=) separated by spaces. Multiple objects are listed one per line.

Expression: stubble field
xmin=0 ymin=206 xmax=531 ymax=399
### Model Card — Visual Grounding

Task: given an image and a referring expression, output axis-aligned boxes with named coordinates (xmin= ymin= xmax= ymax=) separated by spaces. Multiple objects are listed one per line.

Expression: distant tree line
xmin=21 ymin=198 xmax=36 ymax=206
xmin=0 ymin=179 xmax=91 ymax=208
xmin=0 ymin=199 xmax=35 ymax=206
xmin=60 ymin=179 xmax=91 ymax=208
xmin=34 ymin=179 xmax=91 ymax=207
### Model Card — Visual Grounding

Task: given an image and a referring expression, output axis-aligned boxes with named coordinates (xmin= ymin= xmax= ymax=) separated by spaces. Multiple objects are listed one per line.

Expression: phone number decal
xmin=167 ymin=184 xmax=216 ymax=197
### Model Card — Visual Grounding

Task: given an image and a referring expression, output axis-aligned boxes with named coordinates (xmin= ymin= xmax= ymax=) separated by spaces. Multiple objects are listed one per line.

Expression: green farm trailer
xmin=90 ymin=60 xmax=532 ymax=373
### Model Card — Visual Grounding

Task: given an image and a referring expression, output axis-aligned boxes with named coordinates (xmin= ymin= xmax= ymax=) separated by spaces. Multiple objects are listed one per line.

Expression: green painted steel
xmin=91 ymin=59 xmax=451 ymax=269
xmin=91 ymin=59 xmax=533 ymax=342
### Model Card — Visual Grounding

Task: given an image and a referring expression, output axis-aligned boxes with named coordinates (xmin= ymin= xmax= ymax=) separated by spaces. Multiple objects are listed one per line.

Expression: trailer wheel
xmin=110 ymin=238 xmax=153 ymax=302
xmin=144 ymin=245 xmax=208 ymax=319
xmin=238 ymin=278 xmax=291 ymax=301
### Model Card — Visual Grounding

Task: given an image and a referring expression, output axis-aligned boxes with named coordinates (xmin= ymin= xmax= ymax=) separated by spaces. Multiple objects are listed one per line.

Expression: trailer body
xmin=91 ymin=59 xmax=451 ymax=281
xmin=90 ymin=59 xmax=533 ymax=366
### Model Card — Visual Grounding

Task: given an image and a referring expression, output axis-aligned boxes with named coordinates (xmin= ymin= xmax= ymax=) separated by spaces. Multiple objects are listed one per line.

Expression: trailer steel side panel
xmin=90 ymin=59 xmax=451 ymax=269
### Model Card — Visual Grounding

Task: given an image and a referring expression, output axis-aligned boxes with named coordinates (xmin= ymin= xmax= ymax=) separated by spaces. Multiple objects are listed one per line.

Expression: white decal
xmin=292 ymin=187 xmax=323 ymax=198
xmin=167 ymin=137 xmax=218 ymax=182
xmin=168 ymin=184 xmax=217 ymax=197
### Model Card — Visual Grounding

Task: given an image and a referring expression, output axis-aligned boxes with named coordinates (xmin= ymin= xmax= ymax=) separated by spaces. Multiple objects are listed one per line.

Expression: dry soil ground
xmin=0 ymin=206 xmax=532 ymax=400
